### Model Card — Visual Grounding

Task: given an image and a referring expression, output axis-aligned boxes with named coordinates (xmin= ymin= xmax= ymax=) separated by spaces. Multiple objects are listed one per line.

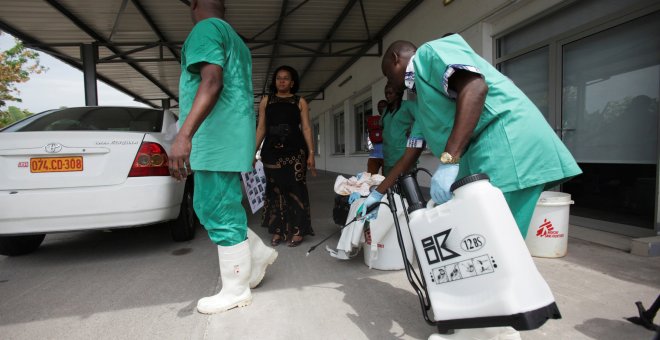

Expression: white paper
xmin=241 ymin=161 xmax=267 ymax=214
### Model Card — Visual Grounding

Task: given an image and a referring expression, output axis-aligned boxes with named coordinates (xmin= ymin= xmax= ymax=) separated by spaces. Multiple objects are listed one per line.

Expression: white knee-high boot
xmin=197 ymin=240 xmax=252 ymax=314
xmin=247 ymin=228 xmax=278 ymax=288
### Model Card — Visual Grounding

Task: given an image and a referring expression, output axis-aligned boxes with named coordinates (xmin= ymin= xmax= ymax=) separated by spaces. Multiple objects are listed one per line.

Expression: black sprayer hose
xmin=418 ymin=168 xmax=433 ymax=178
xmin=306 ymin=201 xmax=385 ymax=256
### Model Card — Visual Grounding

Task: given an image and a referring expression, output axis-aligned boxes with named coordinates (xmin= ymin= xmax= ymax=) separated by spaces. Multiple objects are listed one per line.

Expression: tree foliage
xmin=0 ymin=106 xmax=31 ymax=128
xmin=0 ymin=31 xmax=46 ymax=127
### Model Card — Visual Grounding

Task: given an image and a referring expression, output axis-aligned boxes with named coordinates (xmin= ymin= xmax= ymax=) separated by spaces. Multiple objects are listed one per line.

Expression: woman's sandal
xmin=271 ymin=234 xmax=282 ymax=246
xmin=287 ymin=235 xmax=303 ymax=247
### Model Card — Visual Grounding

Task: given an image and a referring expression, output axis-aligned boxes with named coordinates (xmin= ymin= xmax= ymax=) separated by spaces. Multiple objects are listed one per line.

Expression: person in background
xmin=169 ymin=0 xmax=278 ymax=315
xmin=255 ymin=65 xmax=316 ymax=248
xmin=366 ymin=99 xmax=387 ymax=175
xmin=360 ymin=34 xmax=581 ymax=240
xmin=381 ymin=83 xmax=417 ymax=176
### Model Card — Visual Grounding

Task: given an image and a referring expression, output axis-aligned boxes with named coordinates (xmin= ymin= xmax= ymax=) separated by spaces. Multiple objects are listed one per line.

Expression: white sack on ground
xmin=332 ymin=198 xmax=367 ymax=257
xmin=329 ymin=193 xmax=409 ymax=264
xmin=333 ymin=172 xmax=385 ymax=196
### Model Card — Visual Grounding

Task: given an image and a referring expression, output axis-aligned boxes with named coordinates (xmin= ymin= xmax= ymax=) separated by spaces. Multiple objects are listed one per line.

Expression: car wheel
xmin=0 ymin=234 xmax=46 ymax=256
xmin=170 ymin=178 xmax=198 ymax=242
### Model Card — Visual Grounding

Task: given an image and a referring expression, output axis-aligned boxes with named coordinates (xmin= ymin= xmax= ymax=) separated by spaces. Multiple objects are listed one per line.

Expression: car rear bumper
xmin=0 ymin=177 xmax=185 ymax=235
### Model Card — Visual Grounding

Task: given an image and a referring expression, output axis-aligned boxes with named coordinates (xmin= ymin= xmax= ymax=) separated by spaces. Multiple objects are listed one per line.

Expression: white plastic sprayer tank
xmin=406 ymin=174 xmax=560 ymax=329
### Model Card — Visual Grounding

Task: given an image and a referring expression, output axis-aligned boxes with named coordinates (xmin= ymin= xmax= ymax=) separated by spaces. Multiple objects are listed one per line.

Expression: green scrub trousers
xmin=503 ymin=184 xmax=544 ymax=238
xmin=193 ymin=171 xmax=247 ymax=246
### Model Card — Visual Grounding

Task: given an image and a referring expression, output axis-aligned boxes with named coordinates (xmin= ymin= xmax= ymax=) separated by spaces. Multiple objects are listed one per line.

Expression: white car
xmin=0 ymin=106 xmax=199 ymax=256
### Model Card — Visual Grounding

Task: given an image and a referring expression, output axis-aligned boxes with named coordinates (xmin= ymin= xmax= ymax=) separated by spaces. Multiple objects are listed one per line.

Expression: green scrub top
xmin=382 ymin=100 xmax=416 ymax=168
xmin=179 ymin=18 xmax=255 ymax=172
xmin=411 ymin=34 xmax=581 ymax=192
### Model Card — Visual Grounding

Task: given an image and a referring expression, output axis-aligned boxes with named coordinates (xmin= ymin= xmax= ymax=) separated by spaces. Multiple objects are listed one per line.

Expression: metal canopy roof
xmin=0 ymin=0 xmax=423 ymax=111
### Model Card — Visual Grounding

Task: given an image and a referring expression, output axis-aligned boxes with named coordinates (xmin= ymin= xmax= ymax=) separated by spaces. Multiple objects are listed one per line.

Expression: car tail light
xmin=128 ymin=142 xmax=170 ymax=177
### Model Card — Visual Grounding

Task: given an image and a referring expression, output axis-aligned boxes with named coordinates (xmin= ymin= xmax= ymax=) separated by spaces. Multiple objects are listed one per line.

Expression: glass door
xmin=560 ymin=12 xmax=659 ymax=228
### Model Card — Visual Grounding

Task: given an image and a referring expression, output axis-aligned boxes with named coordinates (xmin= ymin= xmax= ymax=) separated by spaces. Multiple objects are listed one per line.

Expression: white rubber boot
xmin=197 ymin=240 xmax=252 ymax=314
xmin=427 ymin=327 xmax=521 ymax=340
xmin=247 ymin=228 xmax=278 ymax=288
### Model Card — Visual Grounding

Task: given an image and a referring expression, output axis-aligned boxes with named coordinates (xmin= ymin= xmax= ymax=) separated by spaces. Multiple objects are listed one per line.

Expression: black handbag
xmin=332 ymin=194 xmax=351 ymax=226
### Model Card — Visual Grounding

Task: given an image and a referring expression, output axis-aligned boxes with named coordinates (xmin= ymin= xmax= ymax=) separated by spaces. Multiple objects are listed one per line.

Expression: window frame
xmin=353 ymin=97 xmax=372 ymax=153
xmin=312 ymin=119 xmax=321 ymax=156
xmin=333 ymin=110 xmax=345 ymax=155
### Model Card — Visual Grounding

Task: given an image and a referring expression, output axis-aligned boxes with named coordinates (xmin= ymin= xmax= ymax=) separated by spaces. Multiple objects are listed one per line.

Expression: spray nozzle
xmin=355 ymin=201 xmax=380 ymax=221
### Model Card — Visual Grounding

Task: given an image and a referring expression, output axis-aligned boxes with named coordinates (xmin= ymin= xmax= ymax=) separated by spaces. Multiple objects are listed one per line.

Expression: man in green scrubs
xmin=359 ymin=34 xmax=581 ymax=238
xmin=169 ymin=0 xmax=277 ymax=315
xmin=381 ymin=83 xmax=417 ymax=176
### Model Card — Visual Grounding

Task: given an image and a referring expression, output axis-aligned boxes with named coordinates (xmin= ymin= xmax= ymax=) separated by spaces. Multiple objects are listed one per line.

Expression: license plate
xmin=30 ymin=156 xmax=84 ymax=173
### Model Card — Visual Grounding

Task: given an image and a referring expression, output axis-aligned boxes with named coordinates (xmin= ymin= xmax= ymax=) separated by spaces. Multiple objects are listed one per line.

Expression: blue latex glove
xmin=430 ymin=164 xmax=460 ymax=204
xmin=357 ymin=190 xmax=384 ymax=221
xmin=348 ymin=192 xmax=362 ymax=204
xmin=356 ymin=172 xmax=364 ymax=180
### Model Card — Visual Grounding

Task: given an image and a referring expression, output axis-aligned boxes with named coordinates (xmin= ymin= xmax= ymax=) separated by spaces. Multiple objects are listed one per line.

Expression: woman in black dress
xmin=255 ymin=65 xmax=316 ymax=247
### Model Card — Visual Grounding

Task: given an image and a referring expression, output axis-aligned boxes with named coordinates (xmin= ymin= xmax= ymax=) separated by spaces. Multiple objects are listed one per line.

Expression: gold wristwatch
xmin=440 ymin=151 xmax=460 ymax=164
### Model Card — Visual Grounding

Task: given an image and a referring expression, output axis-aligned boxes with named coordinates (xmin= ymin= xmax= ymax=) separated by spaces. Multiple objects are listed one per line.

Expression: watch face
xmin=441 ymin=152 xmax=452 ymax=164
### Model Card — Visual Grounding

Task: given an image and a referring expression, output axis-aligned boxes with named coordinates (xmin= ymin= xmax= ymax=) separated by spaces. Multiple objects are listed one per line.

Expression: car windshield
xmin=3 ymin=107 xmax=164 ymax=132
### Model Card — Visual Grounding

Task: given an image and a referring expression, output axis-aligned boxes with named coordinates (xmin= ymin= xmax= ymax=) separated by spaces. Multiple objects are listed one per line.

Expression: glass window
xmin=561 ymin=12 xmax=659 ymax=164
xmin=499 ymin=47 xmax=549 ymax=119
xmin=354 ymin=98 xmax=372 ymax=152
xmin=334 ymin=111 xmax=345 ymax=154
xmin=6 ymin=107 xmax=164 ymax=132
xmin=498 ymin=0 xmax=642 ymax=55
xmin=561 ymin=12 xmax=659 ymax=228
xmin=497 ymin=3 xmax=659 ymax=229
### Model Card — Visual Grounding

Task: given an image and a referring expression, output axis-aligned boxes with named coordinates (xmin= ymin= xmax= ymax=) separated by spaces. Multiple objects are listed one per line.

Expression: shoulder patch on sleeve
xmin=406 ymin=137 xmax=426 ymax=149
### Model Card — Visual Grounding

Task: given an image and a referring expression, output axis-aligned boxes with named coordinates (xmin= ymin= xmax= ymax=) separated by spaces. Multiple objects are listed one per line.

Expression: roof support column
xmin=80 ymin=43 xmax=98 ymax=106
xmin=161 ymin=99 xmax=170 ymax=110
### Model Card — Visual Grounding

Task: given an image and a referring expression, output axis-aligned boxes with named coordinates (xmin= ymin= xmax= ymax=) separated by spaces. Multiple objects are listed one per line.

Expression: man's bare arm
xmin=169 ymin=63 xmax=224 ymax=180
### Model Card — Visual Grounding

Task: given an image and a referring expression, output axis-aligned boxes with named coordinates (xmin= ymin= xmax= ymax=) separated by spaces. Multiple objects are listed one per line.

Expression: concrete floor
xmin=203 ymin=171 xmax=660 ymax=340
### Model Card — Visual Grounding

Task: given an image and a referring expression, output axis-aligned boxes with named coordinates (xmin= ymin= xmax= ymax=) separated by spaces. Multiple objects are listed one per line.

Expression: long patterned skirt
xmin=261 ymin=149 xmax=314 ymax=240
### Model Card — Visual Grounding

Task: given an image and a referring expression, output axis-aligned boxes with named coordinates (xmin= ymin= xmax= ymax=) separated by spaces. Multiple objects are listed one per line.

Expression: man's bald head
xmin=381 ymin=40 xmax=416 ymax=93
xmin=382 ymin=40 xmax=416 ymax=64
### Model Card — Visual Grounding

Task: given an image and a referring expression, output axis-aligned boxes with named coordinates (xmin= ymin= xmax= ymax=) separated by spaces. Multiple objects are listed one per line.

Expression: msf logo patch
xmin=536 ymin=218 xmax=564 ymax=238
xmin=422 ymin=229 xmax=460 ymax=265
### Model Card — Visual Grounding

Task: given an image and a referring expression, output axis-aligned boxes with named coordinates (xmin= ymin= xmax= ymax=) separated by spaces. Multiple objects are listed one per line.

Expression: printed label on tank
xmin=429 ymin=254 xmax=498 ymax=285
xmin=420 ymin=228 xmax=460 ymax=265
xmin=460 ymin=234 xmax=486 ymax=252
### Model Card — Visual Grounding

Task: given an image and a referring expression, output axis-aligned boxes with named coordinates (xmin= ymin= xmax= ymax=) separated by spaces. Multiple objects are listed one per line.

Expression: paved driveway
xmin=1 ymin=172 xmax=659 ymax=340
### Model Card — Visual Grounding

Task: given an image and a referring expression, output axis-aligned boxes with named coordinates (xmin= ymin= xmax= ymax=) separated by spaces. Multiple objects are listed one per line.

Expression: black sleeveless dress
xmin=261 ymin=95 xmax=314 ymax=240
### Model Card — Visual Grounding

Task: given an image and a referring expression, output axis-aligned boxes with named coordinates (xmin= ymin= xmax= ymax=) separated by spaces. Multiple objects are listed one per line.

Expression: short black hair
xmin=269 ymin=65 xmax=300 ymax=94
xmin=385 ymin=82 xmax=404 ymax=97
